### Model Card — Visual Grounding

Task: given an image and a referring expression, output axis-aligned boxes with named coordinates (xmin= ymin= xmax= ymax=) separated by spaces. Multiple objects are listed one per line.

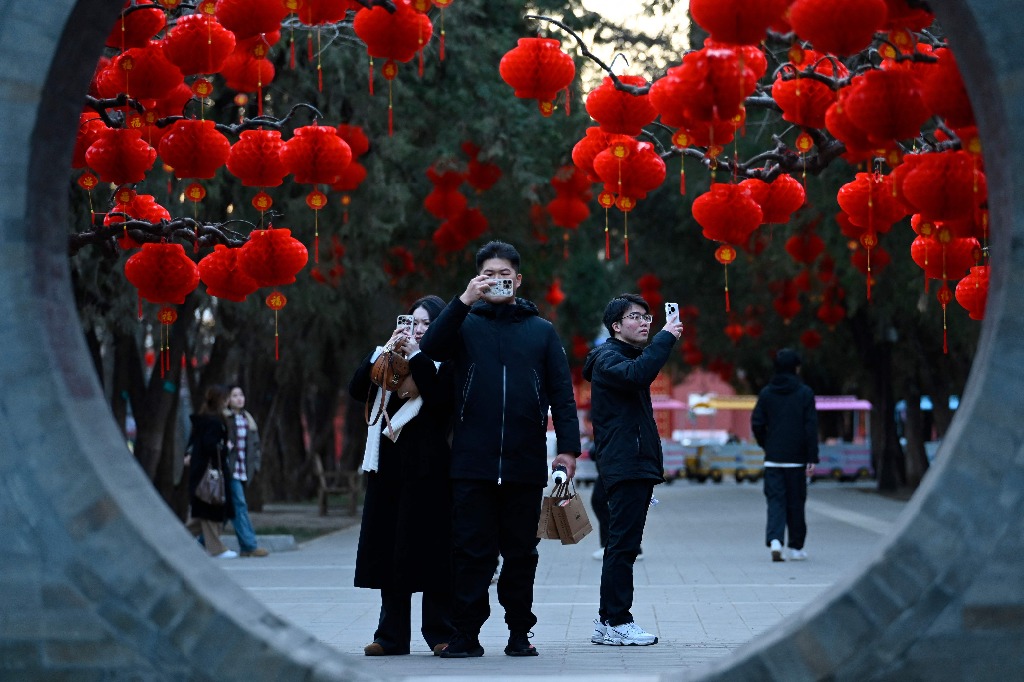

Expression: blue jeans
xmin=229 ymin=478 xmax=258 ymax=553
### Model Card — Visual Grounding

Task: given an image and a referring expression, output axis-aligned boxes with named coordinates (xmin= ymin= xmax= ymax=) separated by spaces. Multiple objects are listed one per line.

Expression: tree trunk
xmin=870 ymin=341 xmax=906 ymax=492
xmin=902 ymin=388 xmax=930 ymax=488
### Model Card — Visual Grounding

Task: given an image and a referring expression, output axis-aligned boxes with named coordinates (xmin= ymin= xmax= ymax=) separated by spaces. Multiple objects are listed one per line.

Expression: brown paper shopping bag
xmin=551 ymin=483 xmax=593 ymax=545
xmin=537 ymin=482 xmax=570 ymax=540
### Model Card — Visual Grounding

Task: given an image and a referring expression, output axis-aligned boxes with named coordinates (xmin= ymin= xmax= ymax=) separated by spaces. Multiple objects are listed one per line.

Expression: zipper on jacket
xmin=498 ymin=365 xmax=506 ymax=484
xmin=532 ymin=370 xmax=543 ymax=425
xmin=459 ymin=364 xmax=475 ymax=422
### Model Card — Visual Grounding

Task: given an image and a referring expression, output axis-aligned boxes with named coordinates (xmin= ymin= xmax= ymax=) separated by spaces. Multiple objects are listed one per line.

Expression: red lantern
xmin=800 ymin=328 xmax=823 ymax=350
xmin=546 ymin=279 xmax=566 ymax=307
xmin=353 ymin=0 xmax=433 ymax=63
xmin=547 ymin=195 xmax=590 ymax=230
xmin=692 ymin=183 xmax=763 ymax=245
xmin=724 ymin=322 xmax=745 ymax=344
xmin=919 ymin=47 xmax=975 ymax=129
xmin=330 ymin=160 xmax=368 ymax=193
xmin=237 ymin=227 xmax=309 ymax=287
xmin=220 ymin=52 xmax=276 ymax=95
xmin=297 ymin=0 xmax=351 ymax=24
xmin=689 ymin=0 xmax=789 ymax=45
xmin=910 ymin=232 xmax=980 ymax=281
xmin=772 ymin=51 xmax=848 ymax=129
xmin=499 ymin=37 xmax=576 ymax=115
xmin=281 ymin=123 xmax=353 ymax=185
xmin=572 ymin=127 xmax=632 ymax=182
xmin=336 ymin=124 xmax=371 ymax=158
xmin=585 ymin=75 xmax=658 ymax=136
xmin=592 ymin=140 xmax=667 ymax=204
xmin=215 ymin=0 xmax=289 ymax=39
xmin=85 ymin=128 xmax=157 ymax=186
xmin=109 ymin=42 xmax=184 ymax=101
xmin=424 ymin=188 xmax=468 ymax=220
xmin=227 ymin=129 xmax=288 ymax=187
xmin=106 ymin=1 xmax=166 ymax=50
xmin=124 ymin=242 xmax=200 ymax=305
xmin=106 ymin=193 xmax=171 ymax=249
xmin=650 ymin=48 xmax=757 ymax=126
xmin=816 ymin=301 xmax=846 ymax=327
xmin=825 ymin=88 xmax=878 ymax=163
xmin=785 ymin=233 xmax=826 ymax=265
xmin=162 ymin=14 xmax=236 ymax=76
xmin=198 ymin=244 xmax=260 ymax=302
xmin=158 ymin=119 xmax=231 ymax=179
xmin=836 ymin=172 xmax=906 ymax=232
xmin=955 ymin=265 xmax=989 ymax=320
xmin=843 ymin=69 xmax=932 ymax=145
xmin=898 ymin=151 xmax=986 ymax=223
xmin=741 ymin=175 xmax=806 ymax=224
xmin=463 ymin=143 xmax=503 ymax=193
xmin=73 ymin=115 xmax=107 ymax=169
xmin=443 ymin=207 xmax=488 ymax=242
xmin=789 ymin=0 xmax=889 ymax=56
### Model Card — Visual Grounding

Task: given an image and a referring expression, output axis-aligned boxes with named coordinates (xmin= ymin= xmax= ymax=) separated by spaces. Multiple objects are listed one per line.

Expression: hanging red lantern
xmin=124 ymin=242 xmax=201 ymax=305
xmin=158 ymin=119 xmax=231 ymax=179
xmin=85 ymin=127 xmax=157 ymax=186
xmin=162 ymin=14 xmax=236 ymax=76
xmin=741 ymin=175 xmax=806 ymax=224
xmin=824 ymin=87 xmax=879 ymax=163
xmin=843 ymin=69 xmax=932 ymax=145
xmin=789 ymin=0 xmax=889 ymax=56
xmin=910 ymin=232 xmax=980 ymax=282
xmin=547 ymin=195 xmax=590 ymax=230
xmin=297 ymin=0 xmax=351 ymax=24
xmin=384 ymin=245 xmax=417 ymax=284
xmin=650 ymin=48 xmax=757 ymax=126
xmin=955 ymin=265 xmax=989 ymax=321
xmin=109 ymin=42 xmax=184 ymax=101
xmin=785 ymin=233 xmax=826 ymax=265
xmin=571 ymin=127 xmax=632 ymax=182
xmin=586 ymin=75 xmax=658 ymax=136
xmin=498 ymin=37 xmax=576 ymax=116
xmin=545 ymin=279 xmax=566 ymax=307
xmin=432 ymin=221 xmax=469 ymax=253
xmin=106 ymin=0 xmax=166 ymax=50
xmin=336 ymin=124 xmax=371 ymax=158
xmin=354 ymin=0 xmax=433 ymax=65
xmin=215 ymin=0 xmax=289 ymax=40
xmin=463 ymin=142 xmax=503 ymax=193
xmin=689 ymin=0 xmax=789 ymax=46
xmin=836 ymin=172 xmax=906 ymax=233
xmin=106 ymin=193 xmax=171 ymax=250
xmin=724 ymin=322 xmax=745 ymax=344
xmin=220 ymin=51 xmax=276 ymax=95
xmin=773 ymin=294 xmax=801 ymax=323
xmin=816 ymin=301 xmax=846 ymax=327
xmin=692 ymin=183 xmax=763 ymax=245
xmin=281 ymin=123 xmax=353 ymax=184
xmin=73 ymin=115 xmax=107 ymax=170
xmin=265 ymin=290 xmax=289 ymax=360
xmin=444 ymin=207 xmax=489 ymax=242
xmin=851 ymin=242 xmax=890 ymax=276
xmin=198 ymin=244 xmax=260 ymax=302
xmin=800 ymin=328 xmax=823 ymax=350
xmin=424 ymin=188 xmax=468 ymax=220
xmin=571 ymin=335 xmax=590 ymax=361
xmin=592 ymin=140 xmax=667 ymax=204
xmin=898 ymin=151 xmax=986 ymax=223
xmin=227 ymin=128 xmax=289 ymax=188
xmin=237 ymin=227 xmax=309 ymax=287
xmin=919 ymin=47 xmax=975 ymax=129
xmin=772 ymin=51 xmax=848 ymax=129
xmin=330 ymin=160 xmax=368 ymax=192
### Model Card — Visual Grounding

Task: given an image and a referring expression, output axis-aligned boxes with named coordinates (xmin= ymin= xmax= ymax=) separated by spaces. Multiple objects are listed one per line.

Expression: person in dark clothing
xmin=349 ymin=295 xmax=456 ymax=657
xmin=186 ymin=384 xmax=236 ymax=559
xmin=583 ymin=294 xmax=682 ymax=647
xmin=751 ymin=348 xmax=819 ymax=562
xmin=420 ymin=240 xmax=581 ymax=659
xmin=590 ymin=474 xmax=644 ymax=561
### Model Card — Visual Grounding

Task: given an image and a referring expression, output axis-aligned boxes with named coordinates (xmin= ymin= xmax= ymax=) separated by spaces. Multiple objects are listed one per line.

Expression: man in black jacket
xmin=751 ymin=348 xmax=819 ymax=562
xmin=583 ymin=294 xmax=682 ymax=647
xmin=420 ymin=241 xmax=581 ymax=659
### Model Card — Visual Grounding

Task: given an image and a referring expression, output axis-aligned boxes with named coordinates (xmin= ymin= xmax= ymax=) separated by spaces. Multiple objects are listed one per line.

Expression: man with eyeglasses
xmin=583 ymin=293 xmax=683 ymax=646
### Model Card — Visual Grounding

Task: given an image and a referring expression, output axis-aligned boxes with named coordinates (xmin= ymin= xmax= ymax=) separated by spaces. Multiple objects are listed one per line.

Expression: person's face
xmin=228 ymin=387 xmax=245 ymax=410
xmin=479 ymin=257 xmax=521 ymax=303
xmin=411 ymin=306 xmax=431 ymax=342
xmin=612 ymin=303 xmax=651 ymax=347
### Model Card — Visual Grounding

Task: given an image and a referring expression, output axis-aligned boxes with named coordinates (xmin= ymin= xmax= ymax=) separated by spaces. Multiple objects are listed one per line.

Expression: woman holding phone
xmin=348 ymin=294 xmax=456 ymax=656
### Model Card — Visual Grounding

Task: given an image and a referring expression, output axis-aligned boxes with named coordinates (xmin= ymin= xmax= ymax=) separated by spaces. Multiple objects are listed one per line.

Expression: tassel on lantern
xmin=715 ymin=244 xmax=737 ymax=312
xmin=266 ymin=291 xmax=287 ymax=360
xmin=937 ymin=284 xmax=952 ymax=354
xmin=157 ymin=306 xmax=178 ymax=378
xmin=598 ymin=191 xmax=615 ymax=260
xmin=306 ymin=188 xmax=327 ymax=263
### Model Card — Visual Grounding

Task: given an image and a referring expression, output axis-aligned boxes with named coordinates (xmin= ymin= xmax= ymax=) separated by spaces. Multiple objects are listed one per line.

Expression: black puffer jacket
xmin=582 ymin=333 xmax=676 ymax=490
xmin=420 ymin=296 xmax=581 ymax=485
xmin=751 ymin=373 xmax=819 ymax=464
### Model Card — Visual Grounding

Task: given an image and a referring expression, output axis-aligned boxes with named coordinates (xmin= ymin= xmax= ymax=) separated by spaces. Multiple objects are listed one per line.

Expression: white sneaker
xmin=789 ymin=548 xmax=808 ymax=561
xmin=604 ymin=621 xmax=658 ymax=646
xmin=590 ymin=619 xmax=609 ymax=644
xmin=215 ymin=550 xmax=238 ymax=559
xmin=592 ymin=548 xmax=604 ymax=560
xmin=770 ymin=539 xmax=784 ymax=562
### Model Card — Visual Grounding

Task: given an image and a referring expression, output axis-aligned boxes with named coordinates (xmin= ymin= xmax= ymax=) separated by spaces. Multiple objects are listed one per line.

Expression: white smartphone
xmin=396 ymin=314 xmax=414 ymax=338
xmin=489 ymin=278 xmax=514 ymax=298
xmin=665 ymin=302 xmax=679 ymax=323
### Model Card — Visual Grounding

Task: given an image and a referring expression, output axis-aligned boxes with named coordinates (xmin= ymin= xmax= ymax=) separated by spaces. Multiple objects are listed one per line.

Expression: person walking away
xmin=224 ymin=385 xmax=267 ymax=557
xmin=186 ymin=384 xmax=236 ymax=559
xmin=420 ymin=240 xmax=581 ymax=659
xmin=751 ymin=348 xmax=819 ymax=562
xmin=583 ymin=294 xmax=682 ymax=646
xmin=349 ymin=295 xmax=456 ymax=656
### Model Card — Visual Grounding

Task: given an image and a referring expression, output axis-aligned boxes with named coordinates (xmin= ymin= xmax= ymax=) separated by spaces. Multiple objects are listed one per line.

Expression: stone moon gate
xmin=2 ymin=1 xmax=1023 ymax=680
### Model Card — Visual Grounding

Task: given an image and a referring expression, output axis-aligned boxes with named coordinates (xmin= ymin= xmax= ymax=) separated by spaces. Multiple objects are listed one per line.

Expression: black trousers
xmin=373 ymin=588 xmax=454 ymax=653
xmin=763 ymin=466 xmax=808 ymax=550
xmin=591 ymin=475 xmax=611 ymax=547
xmin=599 ymin=478 xmax=654 ymax=626
xmin=449 ymin=480 xmax=542 ymax=637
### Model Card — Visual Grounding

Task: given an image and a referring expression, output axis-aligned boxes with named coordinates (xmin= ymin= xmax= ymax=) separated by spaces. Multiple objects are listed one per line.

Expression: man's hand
xmin=459 ymin=274 xmax=492 ymax=306
xmin=806 ymin=463 xmax=816 ymax=475
xmin=552 ymin=453 xmax=577 ymax=480
xmin=663 ymin=319 xmax=684 ymax=339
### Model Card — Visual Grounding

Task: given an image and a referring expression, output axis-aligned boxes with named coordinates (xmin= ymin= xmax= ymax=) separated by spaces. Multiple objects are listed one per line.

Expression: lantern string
xmin=604 ymin=207 xmax=610 ymax=261
xmin=307 ymin=30 xmax=313 ymax=62
xmin=275 ymin=310 xmax=280 ymax=361
xmin=942 ymin=303 xmax=948 ymax=354
xmin=440 ymin=10 xmax=446 ymax=61
xmin=368 ymin=57 xmax=374 ymax=96
xmin=317 ymin=29 xmax=323 ymax=92
xmin=388 ymin=81 xmax=394 ymax=137
xmin=723 ymin=263 xmax=731 ymax=313
xmin=623 ymin=212 xmax=629 ymax=265
xmin=562 ymin=231 xmax=569 ymax=260
xmin=289 ymin=30 xmax=296 ymax=69
xmin=418 ymin=48 xmax=424 ymax=79
xmin=564 ymin=85 xmax=571 ymax=116
xmin=137 ymin=293 xmax=143 ymax=322
xmin=866 ymin=247 xmax=872 ymax=302
xmin=679 ymin=159 xmax=686 ymax=196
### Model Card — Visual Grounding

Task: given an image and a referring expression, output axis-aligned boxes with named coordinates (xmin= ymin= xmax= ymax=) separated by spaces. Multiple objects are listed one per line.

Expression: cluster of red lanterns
xmin=424 ymin=142 xmax=500 ymax=254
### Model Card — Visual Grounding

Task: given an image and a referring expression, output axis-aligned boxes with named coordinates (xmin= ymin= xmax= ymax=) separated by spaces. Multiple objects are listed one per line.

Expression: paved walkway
xmin=221 ymin=480 xmax=908 ymax=681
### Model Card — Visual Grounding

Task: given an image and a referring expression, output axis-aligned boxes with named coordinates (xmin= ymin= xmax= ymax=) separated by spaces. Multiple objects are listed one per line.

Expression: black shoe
xmin=437 ymin=633 xmax=484 ymax=658
xmin=504 ymin=631 xmax=538 ymax=657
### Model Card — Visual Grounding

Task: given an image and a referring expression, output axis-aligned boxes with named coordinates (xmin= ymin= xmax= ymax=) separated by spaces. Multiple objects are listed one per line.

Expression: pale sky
xmin=575 ymin=1 xmax=691 ymax=83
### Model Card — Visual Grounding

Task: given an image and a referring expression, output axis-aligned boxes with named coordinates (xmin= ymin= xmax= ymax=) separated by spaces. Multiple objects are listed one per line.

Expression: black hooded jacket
xmin=582 ymin=332 xmax=677 ymax=490
xmin=751 ymin=372 xmax=819 ymax=464
xmin=419 ymin=296 xmax=581 ymax=486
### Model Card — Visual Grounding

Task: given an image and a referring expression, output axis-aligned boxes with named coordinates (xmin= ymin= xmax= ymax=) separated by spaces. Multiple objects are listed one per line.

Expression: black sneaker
xmin=504 ymin=631 xmax=539 ymax=657
xmin=437 ymin=633 xmax=484 ymax=658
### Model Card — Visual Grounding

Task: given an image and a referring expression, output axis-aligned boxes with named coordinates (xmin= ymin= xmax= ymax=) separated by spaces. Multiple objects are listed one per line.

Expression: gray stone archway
xmin=1 ymin=1 xmax=1022 ymax=680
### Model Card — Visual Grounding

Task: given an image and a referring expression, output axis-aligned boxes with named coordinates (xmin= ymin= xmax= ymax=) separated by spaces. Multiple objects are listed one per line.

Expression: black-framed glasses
xmin=621 ymin=312 xmax=653 ymax=323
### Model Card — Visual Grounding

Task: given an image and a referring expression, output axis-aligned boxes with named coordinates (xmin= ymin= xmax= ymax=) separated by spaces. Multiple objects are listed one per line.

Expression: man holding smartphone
xmin=420 ymin=240 xmax=581 ymax=659
xmin=583 ymin=294 xmax=682 ymax=646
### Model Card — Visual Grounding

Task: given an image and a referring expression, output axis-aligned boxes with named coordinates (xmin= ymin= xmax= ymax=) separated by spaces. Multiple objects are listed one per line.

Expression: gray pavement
xmin=221 ymin=480 xmax=908 ymax=681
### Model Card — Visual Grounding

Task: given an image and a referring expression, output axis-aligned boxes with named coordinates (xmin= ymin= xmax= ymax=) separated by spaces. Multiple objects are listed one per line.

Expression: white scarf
xmin=360 ymin=347 xmax=437 ymax=473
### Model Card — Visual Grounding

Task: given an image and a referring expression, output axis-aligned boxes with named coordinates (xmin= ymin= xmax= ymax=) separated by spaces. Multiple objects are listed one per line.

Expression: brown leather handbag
xmin=365 ymin=347 xmax=412 ymax=434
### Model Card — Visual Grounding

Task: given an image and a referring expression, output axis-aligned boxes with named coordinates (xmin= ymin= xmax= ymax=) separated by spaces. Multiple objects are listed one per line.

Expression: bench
xmin=312 ymin=454 xmax=361 ymax=516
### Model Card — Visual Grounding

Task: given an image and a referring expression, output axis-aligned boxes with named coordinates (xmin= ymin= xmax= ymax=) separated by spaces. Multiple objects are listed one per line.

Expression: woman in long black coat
xmin=349 ymin=295 xmax=455 ymax=656
xmin=186 ymin=384 xmax=236 ymax=559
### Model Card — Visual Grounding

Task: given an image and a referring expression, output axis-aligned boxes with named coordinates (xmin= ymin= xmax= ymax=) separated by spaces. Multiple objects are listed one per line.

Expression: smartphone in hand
xmin=664 ymin=302 xmax=679 ymax=323
xmin=489 ymin=278 xmax=514 ymax=298
xmin=396 ymin=314 xmax=414 ymax=338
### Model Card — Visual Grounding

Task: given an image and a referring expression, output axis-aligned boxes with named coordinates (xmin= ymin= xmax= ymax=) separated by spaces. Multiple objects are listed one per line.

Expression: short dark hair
xmin=200 ymin=384 xmax=229 ymax=415
xmin=408 ymin=295 xmax=446 ymax=322
xmin=774 ymin=348 xmax=802 ymax=373
xmin=475 ymin=240 xmax=520 ymax=273
xmin=602 ymin=293 xmax=650 ymax=336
